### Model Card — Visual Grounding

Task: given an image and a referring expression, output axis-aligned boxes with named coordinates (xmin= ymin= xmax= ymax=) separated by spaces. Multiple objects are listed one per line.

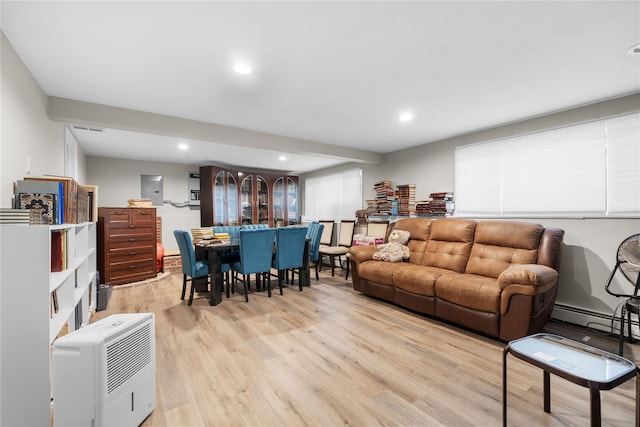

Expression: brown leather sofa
xmin=349 ymin=218 xmax=564 ymax=341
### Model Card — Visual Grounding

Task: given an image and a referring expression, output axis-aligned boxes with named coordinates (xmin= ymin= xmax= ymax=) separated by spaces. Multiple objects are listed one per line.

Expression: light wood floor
xmin=94 ymin=270 xmax=639 ymax=426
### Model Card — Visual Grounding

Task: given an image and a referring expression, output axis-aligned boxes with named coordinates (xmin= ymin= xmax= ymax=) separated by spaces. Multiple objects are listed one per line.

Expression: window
xmin=304 ymin=168 xmax=362 ymax=221
xmin=455 ymin=112 xmax=640 ymax=216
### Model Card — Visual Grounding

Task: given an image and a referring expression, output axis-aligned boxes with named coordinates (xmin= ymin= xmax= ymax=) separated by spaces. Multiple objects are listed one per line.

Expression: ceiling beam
xmin=47 ymin=96 xmax=384 ymax=165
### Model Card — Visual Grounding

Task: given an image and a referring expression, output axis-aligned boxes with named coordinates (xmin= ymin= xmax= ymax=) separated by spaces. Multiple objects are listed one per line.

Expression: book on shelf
xmin=51 ymin=290 xmax=59 ymax=318
xmin=0 ymin=208 xmax=44 ymax=224
xmin=81 ymin=184 xmax=98 ymax=222
xmin=51 ymin=229 xmax=67 ymax=272
xmin=395 ymin=184 xmax=417 ymax=215
xmin=17 ymin=192 xmax=59 ymax=224
xmin=24 ymin=176 xmax=78 ymax=223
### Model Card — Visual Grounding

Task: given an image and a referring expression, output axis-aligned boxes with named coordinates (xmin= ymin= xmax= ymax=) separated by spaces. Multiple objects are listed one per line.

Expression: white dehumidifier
xmin=52 ymin=313 xmax=156 ymax=426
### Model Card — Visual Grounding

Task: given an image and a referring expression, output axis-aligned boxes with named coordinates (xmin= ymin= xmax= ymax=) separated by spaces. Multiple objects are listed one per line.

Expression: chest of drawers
xmin=98 ymin=207 xmax=157 ymax=285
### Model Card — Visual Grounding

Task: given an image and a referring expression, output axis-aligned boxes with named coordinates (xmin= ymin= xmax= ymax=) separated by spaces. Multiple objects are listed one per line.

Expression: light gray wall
xmin=0 ymin=32 xmax=66 ymax=207
xmin=85 ymin=156 xmax=202 ymax=251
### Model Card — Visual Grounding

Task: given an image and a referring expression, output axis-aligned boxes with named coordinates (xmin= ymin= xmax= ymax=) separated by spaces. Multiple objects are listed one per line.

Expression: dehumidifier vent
xmin=106 ymin=323 xmax=153 ymax=394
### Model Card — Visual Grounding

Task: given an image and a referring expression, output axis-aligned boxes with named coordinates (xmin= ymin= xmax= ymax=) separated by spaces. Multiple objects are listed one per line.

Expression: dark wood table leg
xmin=208 ymin=250 xmax=223 ymax=306
xmin=300 ymin=239 xmax=310 ymax=289
xmin=589 ymin=383 xmax=601 ymax=427
xmin=544 ymin=370 xmax=551 ymax=413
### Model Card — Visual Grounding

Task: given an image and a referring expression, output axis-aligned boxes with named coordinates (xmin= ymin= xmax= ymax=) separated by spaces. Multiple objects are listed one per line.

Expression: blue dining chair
xmin=272 ymin=226 xmax=308 ymax=293
xmin=231 ymin=228 xmax=277 ymax=301
xmin=306 ymin=222 xmax=325 ymax=281
xmin=241 ymin=224 xmax=269 ymax=230
xmin=174 ymin=230 xmax=230 ymax=305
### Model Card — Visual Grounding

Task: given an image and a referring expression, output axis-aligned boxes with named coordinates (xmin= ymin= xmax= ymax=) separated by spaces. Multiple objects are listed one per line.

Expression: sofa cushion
xmin=393 ymin=265 xmax=448 ymax=297
xmin=421 ymin=219 xmax=476 ymax=273
xmin=392 ymin=218 xmax=434 ymax=265
xmin=435 ymin=273 xmax=501 ymax=313
xmin=465 ymin=221 xmax=542 ymax=279
xmin=358 ymin=260 xmax=402 ymax=285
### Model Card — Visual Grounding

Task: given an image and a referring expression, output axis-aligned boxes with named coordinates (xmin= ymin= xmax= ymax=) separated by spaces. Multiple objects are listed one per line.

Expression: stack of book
xmin=354 ymin=199 xmax=379 ymax=224
xmin=128 ymin=198 xmax=153 ymax=208
xmin=0 ymin=208 xmax=43 ymax=225
xmin=191 ymin=227 xmax=214 ymax=244
xmin=395 ymin=184 xmax=416 ymax=216
xmin=417 ymin=192 xmax=455 ymax=216
xmin=213 ymin=232 xmax=231 ymax=244
xmin=373 ymin=180 xmax=394 ymax=215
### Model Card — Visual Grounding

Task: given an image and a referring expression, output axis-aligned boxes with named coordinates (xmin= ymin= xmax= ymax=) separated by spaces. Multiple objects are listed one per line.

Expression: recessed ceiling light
xmin=279 ymin=155 xmax=287 ymax=161
xmin=233 ymin=64 xmax=252 ymax=74
xmin=626 ymin=43 xmax=640 ymax=55
xmin=398 ymin=112 xmax=413 ymax=122
xmin=178 ymin=143 xmax=189 ymax=150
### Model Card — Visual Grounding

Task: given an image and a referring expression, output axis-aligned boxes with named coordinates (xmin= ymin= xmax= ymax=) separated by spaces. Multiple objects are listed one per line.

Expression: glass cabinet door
xmin=214 ymin=171 xmax=225 ymax=225
xmin=257 ymin=175 xmax=269 ymax=224
xmin=273 ymin=177 xmax=284 ymax=227
xmin=287 ymin=177 xmax=298 ymax=225
xmin=227 ymin=172 xmax=238 ymax=225
xmin=240 ymin=175 xmax=253 ymax=225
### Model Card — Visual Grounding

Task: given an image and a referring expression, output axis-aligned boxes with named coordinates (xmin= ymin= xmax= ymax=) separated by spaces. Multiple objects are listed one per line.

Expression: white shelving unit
xmin=0 ymin=222 xmax=96 ymax=426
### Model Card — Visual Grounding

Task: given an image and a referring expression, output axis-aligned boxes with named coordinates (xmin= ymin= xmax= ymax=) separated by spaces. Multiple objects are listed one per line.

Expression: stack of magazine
xmin=0 ymin=208 xmax=46 ymax=225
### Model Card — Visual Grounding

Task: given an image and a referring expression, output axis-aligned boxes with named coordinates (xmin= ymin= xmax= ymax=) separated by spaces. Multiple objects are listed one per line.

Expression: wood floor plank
xmin=92 ymin=271 xmax=639 ymax=426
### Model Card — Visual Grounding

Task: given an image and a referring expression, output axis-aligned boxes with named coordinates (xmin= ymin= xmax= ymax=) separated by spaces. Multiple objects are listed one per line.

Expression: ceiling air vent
xmin=72 ymin=125 xmax=104 ymax=132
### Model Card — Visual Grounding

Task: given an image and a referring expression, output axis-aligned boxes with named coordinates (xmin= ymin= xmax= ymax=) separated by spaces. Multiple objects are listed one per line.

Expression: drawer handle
xmin=129 ymin=225 xmax=136 ymax=229
xmin=128 ymin=251 xmax=137 ymax=256
xmin=128 ymin=265 xmax=136 ymax=269
xmin=128 ymin=238 xmax=137 ymax=242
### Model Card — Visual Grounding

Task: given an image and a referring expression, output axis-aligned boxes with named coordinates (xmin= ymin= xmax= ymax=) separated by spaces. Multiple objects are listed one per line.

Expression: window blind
xmin=455 ymin=112 xmax=640 ymax=216
xmin=304 ymin=168 xmax=362 ymax=221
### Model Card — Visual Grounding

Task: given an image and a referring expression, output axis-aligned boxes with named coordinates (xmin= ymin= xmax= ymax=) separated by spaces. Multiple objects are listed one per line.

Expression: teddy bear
xmin=372 ymin=229 xmax=411 ymax=262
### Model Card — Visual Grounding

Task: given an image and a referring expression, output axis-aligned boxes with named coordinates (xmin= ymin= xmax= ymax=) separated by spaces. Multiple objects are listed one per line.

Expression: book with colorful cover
xmin=18 ymin=192 xmax=58 ymax=224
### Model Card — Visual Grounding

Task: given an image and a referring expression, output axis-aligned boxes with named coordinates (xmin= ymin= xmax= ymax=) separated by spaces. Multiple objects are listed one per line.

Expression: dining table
xmin=196 ymin=235 xmax=311 ymax=306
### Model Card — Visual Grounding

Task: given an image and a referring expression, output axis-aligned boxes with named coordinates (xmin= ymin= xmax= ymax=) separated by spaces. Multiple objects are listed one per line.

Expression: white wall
xmin=0 ymin=32 xmax=66 ymax=207
xmin=86 ymin=156 xmax=201 ymax=251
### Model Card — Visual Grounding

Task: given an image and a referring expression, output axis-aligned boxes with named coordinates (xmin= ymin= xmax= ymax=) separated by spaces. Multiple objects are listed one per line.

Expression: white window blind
xmin=606 ymin=113 xmax=640 ymax=213
xmin=455 ymin=112 xmax=640 ymax=216
xmin=304 ymin=168 xmax=362 ymax=221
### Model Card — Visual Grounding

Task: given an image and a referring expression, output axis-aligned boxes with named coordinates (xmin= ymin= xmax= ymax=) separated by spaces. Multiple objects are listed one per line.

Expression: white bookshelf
xmin=0 ymin=222 xmax=96 ymax=426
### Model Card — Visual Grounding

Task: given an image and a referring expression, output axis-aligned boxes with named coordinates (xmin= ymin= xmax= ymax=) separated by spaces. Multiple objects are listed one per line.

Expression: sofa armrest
xmin=498 ymin=264 xmax=559 ymax=289
xmin=349 ymin=246 xmax=378 ymax=264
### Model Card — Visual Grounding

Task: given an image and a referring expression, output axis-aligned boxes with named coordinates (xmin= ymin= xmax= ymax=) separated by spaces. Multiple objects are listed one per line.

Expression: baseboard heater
xmin=552 ymin=303 xmax=639 ymax=337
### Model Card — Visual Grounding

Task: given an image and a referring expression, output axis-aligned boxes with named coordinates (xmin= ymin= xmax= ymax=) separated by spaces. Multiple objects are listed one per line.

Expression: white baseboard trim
xmin=552 ymin=303 xmax=639 ymax=338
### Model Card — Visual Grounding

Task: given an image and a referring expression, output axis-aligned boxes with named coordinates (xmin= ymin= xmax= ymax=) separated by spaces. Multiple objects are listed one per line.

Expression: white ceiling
xmin=2 ymin=1 xmax=639 ymax=174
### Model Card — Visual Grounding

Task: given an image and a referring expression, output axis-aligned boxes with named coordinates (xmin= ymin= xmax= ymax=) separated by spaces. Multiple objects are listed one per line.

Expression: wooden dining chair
xmin=318 ymin=220 xmax=356 ymax=278
xmin=367 ymin=221 xmax=390 ymax=241
xmin=318 ymin=220 xmax=334 ymax=249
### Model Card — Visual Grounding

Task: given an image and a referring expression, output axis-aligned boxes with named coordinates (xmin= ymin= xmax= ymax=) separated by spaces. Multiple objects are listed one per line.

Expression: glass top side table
xmin=503 ymin=333 xmax=639 ymax=427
